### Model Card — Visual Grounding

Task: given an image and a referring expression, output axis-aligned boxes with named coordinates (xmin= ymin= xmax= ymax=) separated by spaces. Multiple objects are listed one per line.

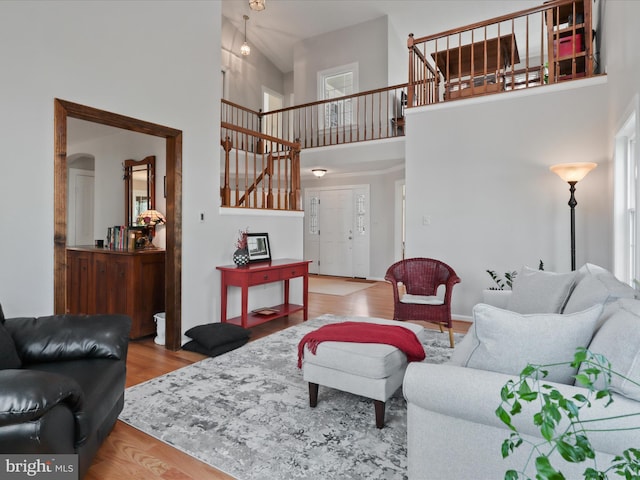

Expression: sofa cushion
xmin=185 ymin=323 xmax=251 ymax=350
xmin=450 ymin=303 xmax=602 ymax=384
xmin=563 ymin=268 xmax=636 ymax=314
xmin=0 ymin=322 xmax=21 ymax=370
xmin=6 ymin=315 xmax=131 ymax=364
xmin=582 ymin=298 xmax=640 ymax=400
xmin=507 ymin=266 xmax=577 ymax=314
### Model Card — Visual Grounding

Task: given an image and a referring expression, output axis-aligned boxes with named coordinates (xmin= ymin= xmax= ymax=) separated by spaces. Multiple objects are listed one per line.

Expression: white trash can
xmin=154 ymin=312 xmax=166 ymax=345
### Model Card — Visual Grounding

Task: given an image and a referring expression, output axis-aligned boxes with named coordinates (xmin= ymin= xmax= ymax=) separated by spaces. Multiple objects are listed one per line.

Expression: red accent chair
xmin=384 ymin=258 xmax=461 ymax=347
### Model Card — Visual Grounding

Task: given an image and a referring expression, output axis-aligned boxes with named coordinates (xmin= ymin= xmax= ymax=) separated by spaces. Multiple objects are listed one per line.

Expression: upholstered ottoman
xmin=300 ymin=317 xmax=426 ymax=428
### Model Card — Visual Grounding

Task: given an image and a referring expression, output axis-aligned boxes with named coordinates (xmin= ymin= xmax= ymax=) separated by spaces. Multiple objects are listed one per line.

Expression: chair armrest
xmin=5 ymin=314 xmax=132 ymax=364
xmin=0 ymin=370 xmax=84 ymax=427
xmin=403 ymin=363 xmax=640 ymax=455
xmin=443 ymin=274 xmax=461 ymax=305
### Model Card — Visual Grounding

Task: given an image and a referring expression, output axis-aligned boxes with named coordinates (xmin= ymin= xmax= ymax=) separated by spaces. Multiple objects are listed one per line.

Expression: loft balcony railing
xmin=222 ymin=84 xmax=407 ymax=152
xmin=220 ymin=121 xmax=301 ymax=210
xmin=261 ymin=84 xmax=407 ymax=148
xmin=407 ymin=0 xmax=595 ymax=107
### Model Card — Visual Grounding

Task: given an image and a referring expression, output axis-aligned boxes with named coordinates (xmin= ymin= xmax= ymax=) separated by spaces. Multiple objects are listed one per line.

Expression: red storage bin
xmin=556 ymin=33 xmax=584 ymax=57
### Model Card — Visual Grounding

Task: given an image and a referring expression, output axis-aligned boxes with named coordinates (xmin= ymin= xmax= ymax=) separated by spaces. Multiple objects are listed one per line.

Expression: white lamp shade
xmin=249 ymin=0 xmax=266 ymax=11
xmin=550 ymin=162 xmax=597 ymax=183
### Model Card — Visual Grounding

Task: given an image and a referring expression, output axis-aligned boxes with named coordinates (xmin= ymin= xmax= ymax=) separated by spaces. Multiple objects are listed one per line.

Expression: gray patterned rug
xmin=119 ymin=314 xmax=464 ymax=480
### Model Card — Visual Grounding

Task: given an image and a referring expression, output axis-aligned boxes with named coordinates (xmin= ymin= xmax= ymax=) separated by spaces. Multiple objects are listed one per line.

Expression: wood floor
xmin=86 ymin=277 xmax=470 ymax=480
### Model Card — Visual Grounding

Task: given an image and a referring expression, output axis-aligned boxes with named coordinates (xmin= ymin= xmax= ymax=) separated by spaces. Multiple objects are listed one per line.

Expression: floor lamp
xmin=550 ymin=162 xmax=597 ymax=271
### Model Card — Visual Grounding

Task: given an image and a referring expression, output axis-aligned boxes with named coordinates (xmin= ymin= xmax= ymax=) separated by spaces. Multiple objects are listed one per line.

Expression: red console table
xmin=217 ymin=258 xmax=312 ymax=328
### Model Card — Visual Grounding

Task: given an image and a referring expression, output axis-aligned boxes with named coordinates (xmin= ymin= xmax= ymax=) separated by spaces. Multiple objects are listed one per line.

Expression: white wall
xmin=0 ymin=1 xmax=303 ymax=339
xmin=602 ymin=1 xmax=640 ymax=134
xmin=386 ymin=17 xmax=408 ymax=88
xmin=293 ymin=16 xmax=389 ymax=104
xmin=405 ymin=79 xmax=611 ymax=319
xmin=221 ymin=16 xmax=285 ymax=111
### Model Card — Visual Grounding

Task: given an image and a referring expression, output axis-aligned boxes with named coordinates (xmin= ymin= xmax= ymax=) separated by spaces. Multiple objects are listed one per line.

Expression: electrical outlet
xmin=422 ymin=215 xmax=431 ymax=226
xmin=199 ymin=212 xmax=205 ymax=223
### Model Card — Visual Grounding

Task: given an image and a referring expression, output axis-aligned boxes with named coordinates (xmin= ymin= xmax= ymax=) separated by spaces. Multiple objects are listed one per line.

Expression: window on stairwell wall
xmin=317 ymin=63 xmax=358 ymax=130
xmin=614 ymin=100 xmax=639 ymax=287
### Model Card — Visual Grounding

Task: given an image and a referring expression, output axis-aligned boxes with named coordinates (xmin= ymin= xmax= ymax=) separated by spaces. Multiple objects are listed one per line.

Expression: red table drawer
xmin=248 ymin=269 xmax=281 ymax=285
xmin=280 ymin=265 xmax=308 ymax=280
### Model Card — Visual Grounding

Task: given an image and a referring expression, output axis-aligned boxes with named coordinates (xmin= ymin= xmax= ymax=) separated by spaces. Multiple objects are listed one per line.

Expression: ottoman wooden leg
xmin=374 ymin=400 xmax=385 ymax=429
xmin=309 ymin=382 xmax=319 ymax=408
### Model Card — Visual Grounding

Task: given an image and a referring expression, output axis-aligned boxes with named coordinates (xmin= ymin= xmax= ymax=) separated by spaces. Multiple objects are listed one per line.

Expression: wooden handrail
xmin=258 ymin=84 xmax=407 ymax=149
xmin=221 ymin=121 xmax=298 ymax=149
xmin=262 ymin=83 xmax=408 ymax=116
xmin=410 ymin=0 xmax=575 ymax=45
xmin=408 ymin=0 xmax=595 ymax=107
xmin=220 ymin=122 xmax=301 ymax=211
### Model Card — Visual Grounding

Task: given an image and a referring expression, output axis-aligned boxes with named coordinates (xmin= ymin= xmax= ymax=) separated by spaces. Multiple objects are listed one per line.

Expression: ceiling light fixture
xmin=240 ymin=15 xmax=251 ymax=56
xmin=312 ymin=169 xmax=327 ymax=178
xmin=249 ymin=0 xmax=266 ymax=11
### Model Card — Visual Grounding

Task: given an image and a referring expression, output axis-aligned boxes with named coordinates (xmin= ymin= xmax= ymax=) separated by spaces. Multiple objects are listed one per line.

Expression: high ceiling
xmin=220 ymin=0 xmax=541 ymax=74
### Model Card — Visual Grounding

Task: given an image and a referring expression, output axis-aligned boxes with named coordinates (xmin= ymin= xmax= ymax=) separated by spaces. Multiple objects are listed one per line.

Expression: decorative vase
xmin=233 ymin=248 xmax=250 ymax=266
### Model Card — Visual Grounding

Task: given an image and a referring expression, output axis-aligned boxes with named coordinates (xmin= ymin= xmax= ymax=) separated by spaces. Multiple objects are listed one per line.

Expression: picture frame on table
xmin=246 ymin=233 xmax=271 ymax=263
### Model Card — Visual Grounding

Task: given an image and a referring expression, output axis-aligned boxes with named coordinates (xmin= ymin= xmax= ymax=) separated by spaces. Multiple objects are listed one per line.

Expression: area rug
xmin=119 ymin=314 xmax=464 ymax=480
xmin=308 ymin=276 xmax=377 ymax=296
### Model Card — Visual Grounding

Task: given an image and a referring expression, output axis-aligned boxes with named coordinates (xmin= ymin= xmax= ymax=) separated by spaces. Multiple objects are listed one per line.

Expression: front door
xmin=319 ymin=189 xmax=354 ymax=276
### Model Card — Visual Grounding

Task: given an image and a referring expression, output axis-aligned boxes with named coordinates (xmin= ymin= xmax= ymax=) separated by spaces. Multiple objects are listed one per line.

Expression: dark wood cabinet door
xmin=67 ymin=248 xmax=165 ymax=339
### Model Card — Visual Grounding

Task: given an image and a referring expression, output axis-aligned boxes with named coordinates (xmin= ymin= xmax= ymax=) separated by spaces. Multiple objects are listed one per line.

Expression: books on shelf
xmin=106 ymin=225 xmax=146 ymax=251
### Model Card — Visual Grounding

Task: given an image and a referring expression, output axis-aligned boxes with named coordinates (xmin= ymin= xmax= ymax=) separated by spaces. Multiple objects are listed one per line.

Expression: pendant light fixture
xmin=240 ymin=15 xmax=251 ymax=56
xmin=249 ymin=0 xmax=266 ymax=11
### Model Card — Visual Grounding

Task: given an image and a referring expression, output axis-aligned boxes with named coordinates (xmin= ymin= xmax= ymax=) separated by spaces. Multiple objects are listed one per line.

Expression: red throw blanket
xmin=297 ymin=322 xmax=425 ymax=368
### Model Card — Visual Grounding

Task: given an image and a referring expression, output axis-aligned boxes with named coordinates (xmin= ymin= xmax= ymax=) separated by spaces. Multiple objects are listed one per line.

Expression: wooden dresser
xmin=66 ymin=246 xmax=165 ymax=339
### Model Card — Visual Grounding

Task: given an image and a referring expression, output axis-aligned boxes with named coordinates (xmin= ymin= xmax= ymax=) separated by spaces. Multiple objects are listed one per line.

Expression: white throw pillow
xmin=563 ymin=270 xmax=636 ymax=314
xmin=508 ymin=266 xmax=577 ymax=314
xmin=581 ymin=298 xmax=640 ymax=400
xmin=453 ymin=303 xmax=602 ymax=384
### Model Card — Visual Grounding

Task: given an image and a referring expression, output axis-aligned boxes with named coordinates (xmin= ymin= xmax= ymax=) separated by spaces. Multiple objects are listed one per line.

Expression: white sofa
xmin=403 ymin=264 xmax=640 ymax=479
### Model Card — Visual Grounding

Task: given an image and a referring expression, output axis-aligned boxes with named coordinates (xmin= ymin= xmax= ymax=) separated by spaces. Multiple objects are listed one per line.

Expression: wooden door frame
xmin=54 ymin=98 xmax=183 ymax=350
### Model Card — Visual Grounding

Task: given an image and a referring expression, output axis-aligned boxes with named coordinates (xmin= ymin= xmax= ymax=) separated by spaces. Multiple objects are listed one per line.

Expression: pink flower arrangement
xmin=235 ymin=227 xmax=249 ymax=250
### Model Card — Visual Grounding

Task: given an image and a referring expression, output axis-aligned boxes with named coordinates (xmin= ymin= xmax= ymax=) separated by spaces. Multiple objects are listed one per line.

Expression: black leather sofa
xmin=0 ymin=307 xmax=131 ymax=479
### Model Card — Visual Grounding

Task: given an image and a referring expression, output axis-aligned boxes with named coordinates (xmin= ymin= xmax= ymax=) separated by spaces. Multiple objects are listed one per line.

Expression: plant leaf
xmin=535 ymin=456 xmax=565 ymax=480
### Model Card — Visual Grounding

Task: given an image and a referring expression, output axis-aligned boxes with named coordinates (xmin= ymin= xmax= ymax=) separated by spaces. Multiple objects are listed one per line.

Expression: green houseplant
xmin=495 ymin=348 xmax=640 ymax=480
xmin=486 ymin=269 xmax=519 ymax=290
xmin=486 ymin=260 xmax=545 ymax=291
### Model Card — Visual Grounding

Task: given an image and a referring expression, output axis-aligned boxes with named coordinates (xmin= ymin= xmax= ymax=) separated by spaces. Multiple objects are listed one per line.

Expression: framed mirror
xmin=124 ymin=155 xmax=155 ymax=226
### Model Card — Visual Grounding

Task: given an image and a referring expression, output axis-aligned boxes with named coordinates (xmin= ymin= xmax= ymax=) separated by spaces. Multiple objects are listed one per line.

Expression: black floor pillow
xmin=183 ymin=323 xmax=251 ymax=357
